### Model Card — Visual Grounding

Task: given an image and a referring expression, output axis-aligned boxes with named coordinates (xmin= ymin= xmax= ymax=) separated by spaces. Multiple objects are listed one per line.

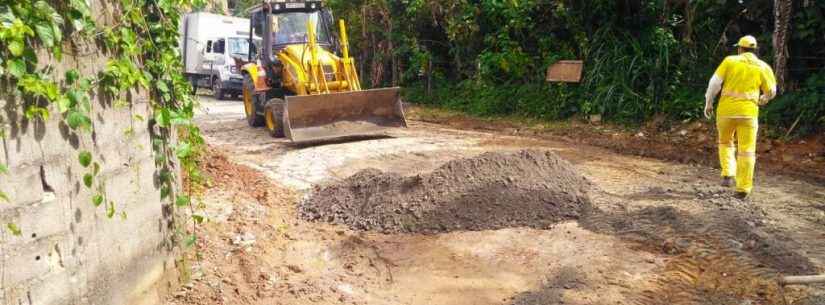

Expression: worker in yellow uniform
xmin=704 ymin=35 xmax=777 ymax=199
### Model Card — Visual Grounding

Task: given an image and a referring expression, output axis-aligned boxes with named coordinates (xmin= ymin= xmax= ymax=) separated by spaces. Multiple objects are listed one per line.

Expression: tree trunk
xmin=773 ymin=0 xmax=792 ymax=93
xmin=426 ymin=56 xmax=433 ymax=97
xmin=683 ymin=1 xmax=695 ymax=44
xmin=389 ymin=18 xmax=398 ymax=86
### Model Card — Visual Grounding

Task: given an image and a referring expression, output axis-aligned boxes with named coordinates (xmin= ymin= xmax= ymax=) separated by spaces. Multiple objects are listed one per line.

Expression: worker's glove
xmin=704 ymin=102 xmax=714 ymax=120
xmin=758 ymin=95 xmax=770 ymax=106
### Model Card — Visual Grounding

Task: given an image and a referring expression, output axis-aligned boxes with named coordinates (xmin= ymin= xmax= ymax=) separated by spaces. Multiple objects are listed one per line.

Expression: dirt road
xmin=168 ymin=97 xmax=825 ymax=305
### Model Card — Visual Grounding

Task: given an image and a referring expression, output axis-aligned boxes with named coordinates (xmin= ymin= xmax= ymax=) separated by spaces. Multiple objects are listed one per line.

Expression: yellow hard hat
xmin=734 ymin=35 xmax=758 ymax=49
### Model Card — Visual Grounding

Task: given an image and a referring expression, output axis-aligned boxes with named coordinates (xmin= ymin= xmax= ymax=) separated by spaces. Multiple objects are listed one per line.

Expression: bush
xmin=338 ymin=0 xmax=825 ymax=137
xmin=762 ymin=72 xmax=825 ymax=137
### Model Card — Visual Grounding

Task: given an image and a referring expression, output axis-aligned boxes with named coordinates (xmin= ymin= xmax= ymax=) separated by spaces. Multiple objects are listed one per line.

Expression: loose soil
xmin=300 ymin=150 xmax=591 ymax=234
xmin=170 ymin=97 xmax=825 ymax=305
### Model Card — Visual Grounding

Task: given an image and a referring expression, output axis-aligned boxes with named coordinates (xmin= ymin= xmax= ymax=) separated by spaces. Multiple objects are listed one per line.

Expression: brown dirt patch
xmin=196 ymin=146 xmax=276 ymax=202
xmin=170 ymin=147 xmax=303 ymax=305
xmin=407 ymin=105 xmax=825 ymax=184
xmin=299 ymin=150 xmax=592 ymax=234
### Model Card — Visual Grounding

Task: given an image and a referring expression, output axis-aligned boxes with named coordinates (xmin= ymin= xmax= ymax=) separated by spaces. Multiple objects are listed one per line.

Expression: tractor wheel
xmin=264 ymin=98 xmax=286 ymax=138
xmin=243 ymin=74 xmax=265 ymax=127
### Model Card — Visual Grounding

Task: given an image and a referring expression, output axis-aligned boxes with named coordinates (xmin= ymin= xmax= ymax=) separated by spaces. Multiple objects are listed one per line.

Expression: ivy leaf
xmin=35 ymin=23 xmax=55 ymax=48
xmin=78 ymin=151 xmax=92 ymax=167
xmin=192 ymin=214 xmax=205 ymax=224
xmin=78 ymin=78 xmax=93 ymax=91
xmin=66 ymin=90 xmax=82 ymax=106
xmin=0 ymin=191 xmax=8 ymax=202
xmin=7 ymin=223 xmax=21 ymax=236
xmin=24 ymin=106 xmax=50 ymax=121
xmin=51 ymin=45 xmax=62 ymax=61
xmin=154 ymin=108 xmax=171 ymax=128
xmin=92 ymin=194 xmax=103 ymax=206
xmin=83 ymin=173 xmax=93 ymax=188
xmin=106 ymin=202 xmax=115 ymax=218
xmin=69 ymin=0 xmax=92 ymax=18
xmin=67 ymin=111 xmax=92 ymax=131
xmin=50 ymin=22 xmax=62 ymax=47
xmin=79 ymin=93 xmax=91 ymax=112
xmin=92 ymin=162 xmax=100 ymax=175
xmin=160 ymin=185 xmax=171 ymax=200
xmin=157 ymin=81 xmax=169 ymax=94
xmin=56 ymin=96 xmax=72 ymax=113
xmin=7 ymin=59 xmax=25 ymax=78
xmin=175 ymin=142 xmax=192 ymax=159
xmin=175 ymin=195 xmax=190 ymax=207
xmin=8 ymin=40 xmax=23 ymax=56
xmin=158 ymin=169 xmax=172 ymax=183
xmin=19 ymin=75 xmax=60 ymax=101
xmin=120 ymin=211 xmax=128 ymax=220
xmin=65 ymin=70 xmax=80 ymax=85
xmin=67 ymin=90 xmax=88 ymax=113
xmin=0 ymin=163 xmax=7 ymax=174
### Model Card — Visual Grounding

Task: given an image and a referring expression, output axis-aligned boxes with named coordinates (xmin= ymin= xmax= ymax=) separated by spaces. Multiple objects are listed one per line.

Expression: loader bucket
xmin=283 ymin=87 xmax=408 ymax=143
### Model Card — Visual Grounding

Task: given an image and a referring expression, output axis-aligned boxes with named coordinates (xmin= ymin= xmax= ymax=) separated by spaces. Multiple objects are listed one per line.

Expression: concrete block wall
xmin=0 ymin=1 xmax=181 ymax=305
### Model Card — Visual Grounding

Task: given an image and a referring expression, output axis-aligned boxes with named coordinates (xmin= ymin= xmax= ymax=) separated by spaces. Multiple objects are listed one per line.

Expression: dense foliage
xmin=320 ymin=0 xmax=823 ymax=136
xmin=0 ymin=0 xmax=204 ymax=240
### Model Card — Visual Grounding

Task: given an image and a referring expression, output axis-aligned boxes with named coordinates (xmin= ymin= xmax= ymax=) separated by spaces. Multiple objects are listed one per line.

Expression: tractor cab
xmin=246 ymin=1 xmax=337 ymax=64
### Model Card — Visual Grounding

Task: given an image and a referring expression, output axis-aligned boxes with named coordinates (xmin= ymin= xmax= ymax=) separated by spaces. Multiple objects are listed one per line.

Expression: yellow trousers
xmin=716 ymin=117 xmax=758 ymax=193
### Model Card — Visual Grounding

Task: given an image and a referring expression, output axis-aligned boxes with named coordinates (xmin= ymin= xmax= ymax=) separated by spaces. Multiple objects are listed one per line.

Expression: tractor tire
xmin=243 ymin=74 xmax=265 ymax=127
xmin=264 ymin=98 xmax=286 ymax=138
xmin=212 ymin=77 xmax=225 ymax=100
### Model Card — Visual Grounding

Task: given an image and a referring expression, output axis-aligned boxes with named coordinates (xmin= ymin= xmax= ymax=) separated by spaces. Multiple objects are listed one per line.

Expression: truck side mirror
xmin=205 ymin=40 xmax=213 ymax=53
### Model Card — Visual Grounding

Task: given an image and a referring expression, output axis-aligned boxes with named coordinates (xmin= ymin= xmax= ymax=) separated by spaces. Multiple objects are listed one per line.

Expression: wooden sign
xmin=546 ymin=60 xmax=583 ymax=83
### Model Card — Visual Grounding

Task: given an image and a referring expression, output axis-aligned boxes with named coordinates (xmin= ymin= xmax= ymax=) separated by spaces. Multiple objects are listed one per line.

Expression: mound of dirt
xmin=299 ymin=150 xmax=592 ymax=234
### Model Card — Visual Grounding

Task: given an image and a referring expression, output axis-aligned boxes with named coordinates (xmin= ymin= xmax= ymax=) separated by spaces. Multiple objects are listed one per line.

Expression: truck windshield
xmin=272 ymin=11 xmax=330 ymax=46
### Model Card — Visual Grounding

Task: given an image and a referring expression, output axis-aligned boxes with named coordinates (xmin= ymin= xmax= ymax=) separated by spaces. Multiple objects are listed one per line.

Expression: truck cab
xmin=200 ymin=35 xmax=260 ymax=99
xmin=180 ymin=12 xmax=261 ymax=100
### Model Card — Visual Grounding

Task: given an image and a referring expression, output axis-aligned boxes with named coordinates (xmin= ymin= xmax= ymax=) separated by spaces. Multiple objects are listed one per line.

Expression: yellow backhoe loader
xmin=238 ymin=0 xmax=407 ymax=143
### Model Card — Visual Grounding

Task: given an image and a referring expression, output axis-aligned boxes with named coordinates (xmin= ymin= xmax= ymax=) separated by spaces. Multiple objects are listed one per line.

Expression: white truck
xmin=180 ymin=12 xmax=259 ymax=100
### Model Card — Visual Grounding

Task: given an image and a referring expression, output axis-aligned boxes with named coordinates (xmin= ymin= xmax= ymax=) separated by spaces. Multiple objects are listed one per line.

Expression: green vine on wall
xmin=0 ymin=0 xmax=205 ymax=243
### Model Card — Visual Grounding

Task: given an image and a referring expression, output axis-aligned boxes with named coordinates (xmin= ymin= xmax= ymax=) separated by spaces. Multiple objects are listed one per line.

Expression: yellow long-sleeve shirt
xmin=710 ymin=52 xmax=777 ymax=118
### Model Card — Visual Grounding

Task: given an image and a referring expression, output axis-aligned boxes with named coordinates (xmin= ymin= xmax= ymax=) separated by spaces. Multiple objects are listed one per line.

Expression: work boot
xmin=721 ymin=176 xmax=735 ymax=187
xmin=734 ymin=191 xmax=750 ymax=200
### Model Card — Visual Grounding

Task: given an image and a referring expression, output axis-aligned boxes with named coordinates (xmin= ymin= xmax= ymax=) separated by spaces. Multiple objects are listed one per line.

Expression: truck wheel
xmin=243 ymin=74 xmax=265 ymax=127
xmin=264 ymin=98 xmax=286 ymax=138
xmin=190 ymin=77 xmax=198 ymax=95
xmin=212 ymin=77 xmax=225 ymax=100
